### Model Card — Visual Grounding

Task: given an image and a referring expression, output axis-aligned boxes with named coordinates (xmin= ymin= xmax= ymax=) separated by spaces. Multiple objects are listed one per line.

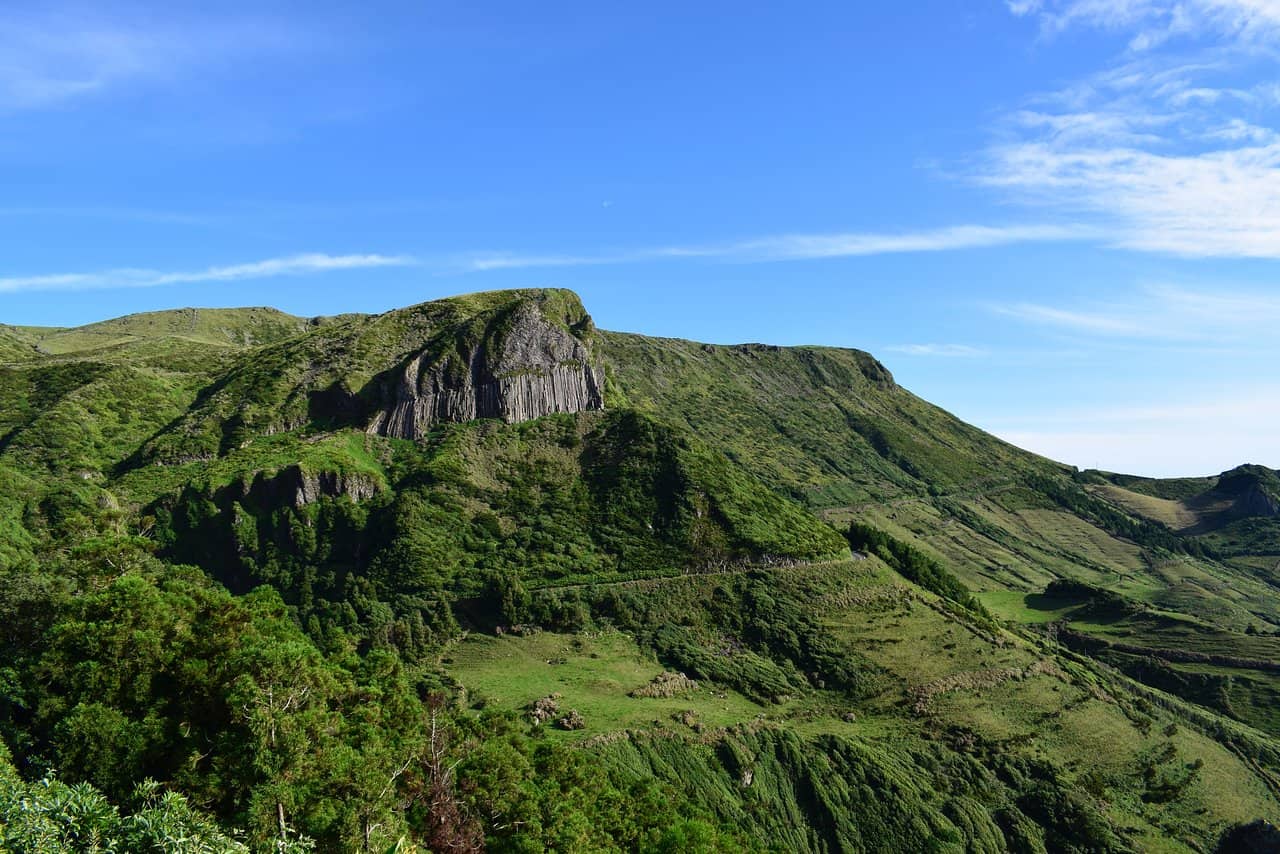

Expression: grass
xmin=115 ymin=429 xmax=389 ymax=508
xmin=1012 ymin=508 xmax=1149 ymax=573
xmin=600 ymin=330 xmax=1062 ymax=510
xmin=1087 ymin=483 xmax=1202 ymax=531
xmin=442 ymin=564 xmax=1270 ymax=850
xmin=976 ymin=591 xmax=1082 ymax=623
xmin=445 ymin=629 xmax=773 ymax=739
xmin=820 ymin=569 xmax=1278 ymax=849
xmin=18 ymin=306 xmax=320 ymax=355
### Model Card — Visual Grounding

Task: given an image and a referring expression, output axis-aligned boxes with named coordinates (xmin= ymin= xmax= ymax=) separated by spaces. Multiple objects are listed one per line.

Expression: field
xmin=1087 ymin=484 xmax=1203 ymax=531
xmin=446 ymin=629 xmax=775 ymax=739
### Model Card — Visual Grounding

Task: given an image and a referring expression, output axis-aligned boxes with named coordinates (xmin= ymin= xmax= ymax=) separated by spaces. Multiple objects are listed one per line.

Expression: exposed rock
xmin=229 ymin=464 xmax=381 ymax=509
xmin=855 ymin=354 xmax=896 ymax=388
xmin=556 ymin=709 xmax=586 ymax=730
xmin=368 ymin=301 xmax=604 ymax=438
xmin=291 ymin=469 xmax=380 ymax=508
xmin=529 ymin=693 xmax=562 ymax=726
xmin=1239 ymin=484 xmax=1280 ymax=518
xmin=1211 ymin=465 xmax=1280 ymax=519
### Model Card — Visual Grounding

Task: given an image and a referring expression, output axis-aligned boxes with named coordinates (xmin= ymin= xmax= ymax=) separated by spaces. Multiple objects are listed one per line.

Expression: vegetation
xmin=2 ymin=287 xmax=1280 ymax=851
xmin=845 ymin=521 xmax=986 ymax=614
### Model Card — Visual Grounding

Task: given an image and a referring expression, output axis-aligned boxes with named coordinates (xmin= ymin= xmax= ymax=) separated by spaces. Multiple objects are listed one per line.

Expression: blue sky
xmin=3 ymin=0 xmax=1280 ymax=477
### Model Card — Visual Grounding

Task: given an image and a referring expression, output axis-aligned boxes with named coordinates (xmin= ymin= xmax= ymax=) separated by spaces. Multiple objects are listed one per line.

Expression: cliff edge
xmin=367 ymin=293 xmax=604 ymax=438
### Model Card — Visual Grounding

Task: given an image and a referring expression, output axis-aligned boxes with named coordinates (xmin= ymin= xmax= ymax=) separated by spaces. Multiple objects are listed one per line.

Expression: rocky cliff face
xmin=367 ymin=300 xmax=604 ymax=439
xmin=1216 ymin=466 xmax=1280 ymax=519
xmin=219 ymin=464 xmax=382 ymax=509
xmin=290 ymin=468 xmax=381 ymax=508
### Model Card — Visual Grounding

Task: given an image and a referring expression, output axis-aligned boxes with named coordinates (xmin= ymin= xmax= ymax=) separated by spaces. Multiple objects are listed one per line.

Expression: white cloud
xmin=458 ymin=224 xmax=1091 ymax=272
xmin=0 ymin=225 xmax=1088 ymax=294
xmin=1204 ymin=117 xmax=1278 ymax=142
xmin=461 ymin=253 xmax=605 ymax=272
xmin=993 ymin=284 xmax=1280 ymax=340
xmin=995 ymin=301 xmax=1150 ymax=336
xmin=984 ymin=137 xmax=1280 ymax=256
xmin=987 ymin=0 xmax=1280 ymax=258
xmin=0 ymin=253 xmax=413 ymax=293
xmin=1011 ymin=0 xmax=1280 ymax=49
xmin=719 ymin=224 xmax=1092 ymax=259
xmin=885 ymin=344 xmax=989 ymax=357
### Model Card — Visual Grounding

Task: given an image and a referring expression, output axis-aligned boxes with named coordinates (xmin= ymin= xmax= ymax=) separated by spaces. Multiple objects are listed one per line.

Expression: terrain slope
xmin=3 ymin=288 xmax=1279 ymax=852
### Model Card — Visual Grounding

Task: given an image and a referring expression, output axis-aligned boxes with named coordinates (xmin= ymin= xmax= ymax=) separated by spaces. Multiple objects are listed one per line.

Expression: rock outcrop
xmin=232 ymin=464 xmax=381 ymax=509
xmin=289 ymin=468 xmax=381 ymax=508
xmin=1214 ymin=465 xmax=1280 ymax=519
xmin=368 ymin=300 xmax=604 ymax=439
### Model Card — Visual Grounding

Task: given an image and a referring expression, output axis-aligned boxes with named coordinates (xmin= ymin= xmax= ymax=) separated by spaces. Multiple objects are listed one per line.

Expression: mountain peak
xmin=367 ymin=289 xmax=603 ymax=438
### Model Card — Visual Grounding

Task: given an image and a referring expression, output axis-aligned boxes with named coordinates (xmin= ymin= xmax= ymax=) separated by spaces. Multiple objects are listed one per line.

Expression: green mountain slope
xmin=602 ymin=331 xmax=1056 ymax=507
xmin=2 ymin=287 xmax=1278 ymax=852
xmin=15 ymin=306 xmax=325 ymax=355
xmin=0 ymin=327 xmax=41 ymax=363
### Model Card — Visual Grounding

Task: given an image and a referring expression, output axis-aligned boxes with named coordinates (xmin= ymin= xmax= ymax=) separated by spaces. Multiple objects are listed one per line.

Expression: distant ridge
xmin=2 ymin=305 xmax=357 ymax=356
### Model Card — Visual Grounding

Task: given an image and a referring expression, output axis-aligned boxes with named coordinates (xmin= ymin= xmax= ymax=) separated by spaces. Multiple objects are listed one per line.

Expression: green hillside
xmin=601 ymin=332 xmax=1059 ymax=507
xmin=0 ymin=327 xmax=41 ymax=363
xmin=2 ymin=288 xmax=1278 ymax=852
xmin=13 ymin=306 xmax=325 ymax=354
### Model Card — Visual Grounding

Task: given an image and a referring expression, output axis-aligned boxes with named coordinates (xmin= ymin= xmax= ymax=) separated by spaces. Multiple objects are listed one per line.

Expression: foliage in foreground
xmin=0 ymin=544 xmax=742 ymax=852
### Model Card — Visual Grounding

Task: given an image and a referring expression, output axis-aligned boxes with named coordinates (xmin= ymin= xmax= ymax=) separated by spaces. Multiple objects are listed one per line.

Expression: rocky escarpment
xmin=367 ymin=300 xmax=604 ymax=439
xmin=287 ymin=467 xmax=381 ymax=508
xmin=1212 ymin=465 xmax=1280 ymax=520
xmin=209 ymin=464 xmax=382 ymax=510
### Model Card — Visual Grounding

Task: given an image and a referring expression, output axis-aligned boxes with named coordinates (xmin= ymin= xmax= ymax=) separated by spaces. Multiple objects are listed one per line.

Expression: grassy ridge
xmin=11 ymin=306 xmax=323 ymax=355
xmin=600 ymin=332 xmax=1063 ymax=507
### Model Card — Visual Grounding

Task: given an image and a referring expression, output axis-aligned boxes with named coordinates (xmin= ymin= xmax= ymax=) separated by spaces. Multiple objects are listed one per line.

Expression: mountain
xmin=3 ymin=288 xmax=1279 ymax=853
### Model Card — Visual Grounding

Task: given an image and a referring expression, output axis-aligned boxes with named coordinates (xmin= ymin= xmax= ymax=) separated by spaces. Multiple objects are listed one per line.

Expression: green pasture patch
xmin=445 ymin=630 xmax=772 ymax=739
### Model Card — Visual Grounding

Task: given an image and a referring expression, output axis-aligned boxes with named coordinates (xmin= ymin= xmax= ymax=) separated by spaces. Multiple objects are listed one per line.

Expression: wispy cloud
xmin=457 ymin=224 xmax=1091 ymax=272
xmin=0 ymin=253 xmax=413 ymax=294
xmin=993 ymin=3 xmax=1280 ymax=257
xmin=1009 ymin=0 xmax=1280 ymax=49
xmin=0 ymin=224 xmax=1087 ymax=293
xmin=983 ymin=134 xmax=1280 ymax=257
xmin=885 ymin=344 xmax=989 ymax=357
xmin=993 ymin=284 xmax=1280 ymax=340
xmin=461 ymin=253 xmax=608 ymax=272
xmin=984 ymin=282 xmax=1280 ymax=474
xmin=0 ymin=6 xmax=318 ymax=111
xmin=711 ymin=224 xmax=1092 ymax=259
